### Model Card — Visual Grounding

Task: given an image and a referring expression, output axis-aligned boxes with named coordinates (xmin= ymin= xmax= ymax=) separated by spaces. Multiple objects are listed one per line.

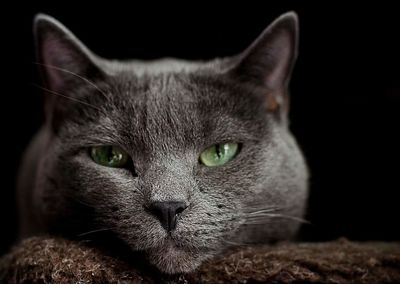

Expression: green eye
xmin=90 ymin=146 xmax=130 ymax=168
xmin=199 ymin=143 xmax=239 ymax=167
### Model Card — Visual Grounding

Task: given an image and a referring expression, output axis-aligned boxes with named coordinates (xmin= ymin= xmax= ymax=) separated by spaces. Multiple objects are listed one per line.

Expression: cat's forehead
xmin=89 ymin=70 xmax=268 ymax=151
xmin=109 ymin=72 xmax=233 ymax=128
xmin=110 ymin=70 xmax=258 ymax=121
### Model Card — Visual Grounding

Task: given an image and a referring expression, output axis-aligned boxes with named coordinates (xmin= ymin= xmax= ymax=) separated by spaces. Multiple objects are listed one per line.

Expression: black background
xmin=1 ymin=3 xmax=399 ymax=255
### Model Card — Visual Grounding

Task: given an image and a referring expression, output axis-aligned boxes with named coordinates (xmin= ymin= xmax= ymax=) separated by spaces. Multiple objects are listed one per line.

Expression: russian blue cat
xmin=17 ymin=12 xmax=308 ymax=273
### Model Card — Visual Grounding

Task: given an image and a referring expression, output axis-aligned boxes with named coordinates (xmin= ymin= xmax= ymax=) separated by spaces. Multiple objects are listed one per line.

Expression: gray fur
xmin=17 ymin=12 xmax=308 ymax=274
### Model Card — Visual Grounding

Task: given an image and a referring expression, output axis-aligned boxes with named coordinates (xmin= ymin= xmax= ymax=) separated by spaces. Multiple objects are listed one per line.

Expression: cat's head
xmin=32 ymin=12 xmax=308 ymax=273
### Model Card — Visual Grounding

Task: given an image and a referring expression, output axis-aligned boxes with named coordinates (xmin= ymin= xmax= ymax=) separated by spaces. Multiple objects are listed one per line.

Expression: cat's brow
xmin=33 ymin=62 xmax=109 ymax=99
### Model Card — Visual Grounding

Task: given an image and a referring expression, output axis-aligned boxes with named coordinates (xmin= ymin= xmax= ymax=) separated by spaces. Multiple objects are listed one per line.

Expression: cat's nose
xmin=148 ymin=201 xmax=188 ymax=232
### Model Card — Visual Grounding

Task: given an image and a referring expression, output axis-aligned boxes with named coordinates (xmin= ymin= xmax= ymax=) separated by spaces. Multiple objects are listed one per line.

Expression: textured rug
xmin=1 ymin=237 xmax=399 ymax=283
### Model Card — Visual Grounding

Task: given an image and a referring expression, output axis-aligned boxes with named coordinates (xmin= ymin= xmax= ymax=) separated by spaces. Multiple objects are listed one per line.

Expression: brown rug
xmin=1 ymin=237 xmax=399 ymax=283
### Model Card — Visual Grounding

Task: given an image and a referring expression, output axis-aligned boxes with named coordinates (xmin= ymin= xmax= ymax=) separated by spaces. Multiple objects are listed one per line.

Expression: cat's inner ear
xmin=229 ymin=12 xmax=298 ymax=114
xmin=34 ymin=14 xmax=103 ymax=93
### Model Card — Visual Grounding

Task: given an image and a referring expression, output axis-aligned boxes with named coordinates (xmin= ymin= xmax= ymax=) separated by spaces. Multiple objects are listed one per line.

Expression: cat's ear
xmin=229 ymin=12 xmax=298 ymax=115
xmin=34 ymin=14 xmax=104 ymax=94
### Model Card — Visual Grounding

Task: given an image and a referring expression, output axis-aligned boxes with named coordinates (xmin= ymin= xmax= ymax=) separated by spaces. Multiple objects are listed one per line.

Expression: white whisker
xmin=245 ymin=208 xmax=281 ymax=215
xmin=78 ymin=228 xmax=113 ymax=237
xmin=32 ymin=83 xmax=102 ymax=111
xmin=245 ymin=212 xmax=310 ymax=224
xmin=34 ymin=62 xmax=109 ymax=99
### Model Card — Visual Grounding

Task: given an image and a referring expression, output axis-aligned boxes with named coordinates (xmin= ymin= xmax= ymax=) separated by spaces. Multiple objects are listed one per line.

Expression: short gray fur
xmin=17 ymin=12 xmax=309 ymax=274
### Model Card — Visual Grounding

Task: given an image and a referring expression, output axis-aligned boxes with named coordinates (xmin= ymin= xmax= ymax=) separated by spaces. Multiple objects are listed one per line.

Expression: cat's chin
xmin=145 ymin=239 xmax=208 ymax=274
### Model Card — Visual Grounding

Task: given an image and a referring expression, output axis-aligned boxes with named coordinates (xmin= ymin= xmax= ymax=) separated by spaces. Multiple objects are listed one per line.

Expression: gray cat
xmin=17 ymin=11 xmax=308 ymax=274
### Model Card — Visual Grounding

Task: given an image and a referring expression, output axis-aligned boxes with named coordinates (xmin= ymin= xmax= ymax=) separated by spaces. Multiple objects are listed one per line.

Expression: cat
xmin=17 ymin=11 xmax=309 ymax=274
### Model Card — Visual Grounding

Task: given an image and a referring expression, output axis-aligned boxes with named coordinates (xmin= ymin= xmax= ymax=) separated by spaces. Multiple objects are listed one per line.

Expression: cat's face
xmin=31 ymin=12 xmax=308 ymax=273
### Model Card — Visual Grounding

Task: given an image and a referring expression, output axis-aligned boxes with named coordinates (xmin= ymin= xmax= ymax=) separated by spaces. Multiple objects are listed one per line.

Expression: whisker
xmin=242 ymin=204 xmax=282 ymax=210
xmin=244 ymin=208 xmax=281 ymax=215
xmin=78 ymin=228 xmax=114 ymax=237
xmin=34 ymin=62 xmax=109 ymax=99
xmin=245 ymin=213 xmax=311 ymax=225
xmin=32 ymin=83 xmax=102 ymax=111
xmin=220 ymin=239 xmax=251 ymax=247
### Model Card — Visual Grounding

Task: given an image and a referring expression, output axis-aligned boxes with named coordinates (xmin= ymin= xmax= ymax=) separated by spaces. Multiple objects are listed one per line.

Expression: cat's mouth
xmin=145 ymin=238 xmax=207 ymax=274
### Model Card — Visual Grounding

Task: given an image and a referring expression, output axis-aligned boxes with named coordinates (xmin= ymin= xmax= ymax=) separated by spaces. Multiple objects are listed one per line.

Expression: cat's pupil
xmin=102 ymin=147 xmax=114 ymax=163
xmin=216 ymin=145 xmax=222 ymax=159
xmin=106 ymin=148 xmax=113 ymax=161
